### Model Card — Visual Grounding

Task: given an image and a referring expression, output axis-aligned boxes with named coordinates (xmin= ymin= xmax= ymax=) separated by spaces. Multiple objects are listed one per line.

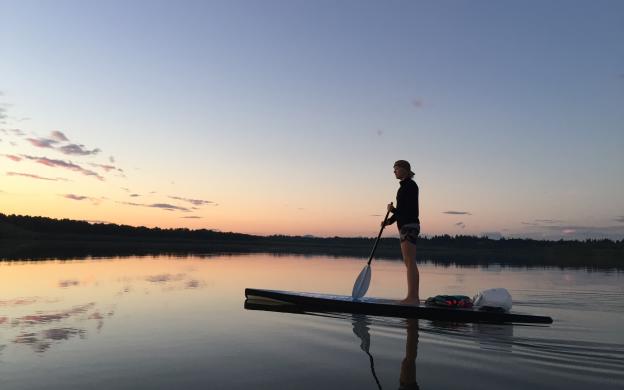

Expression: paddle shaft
xmin=366 ymin=206 xmax=392 ymax=266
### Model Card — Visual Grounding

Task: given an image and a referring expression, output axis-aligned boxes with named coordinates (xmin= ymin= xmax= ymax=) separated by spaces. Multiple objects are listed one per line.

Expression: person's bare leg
xmin=399 ymin=240 xmax=419 ymax=305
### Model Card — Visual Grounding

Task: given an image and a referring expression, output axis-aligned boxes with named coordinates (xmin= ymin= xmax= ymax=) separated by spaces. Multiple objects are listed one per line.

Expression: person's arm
xmin=383 ymin=202 xmax=397 ymax=226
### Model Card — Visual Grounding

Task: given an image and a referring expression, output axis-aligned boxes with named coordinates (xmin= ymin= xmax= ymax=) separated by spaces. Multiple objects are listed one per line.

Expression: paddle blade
xmin=352 ymin=265 xmax=371 ymax=299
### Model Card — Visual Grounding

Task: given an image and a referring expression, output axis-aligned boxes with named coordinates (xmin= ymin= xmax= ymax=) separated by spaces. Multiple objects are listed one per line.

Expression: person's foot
xmin=399 ymin=297 xmax=420 ymax=306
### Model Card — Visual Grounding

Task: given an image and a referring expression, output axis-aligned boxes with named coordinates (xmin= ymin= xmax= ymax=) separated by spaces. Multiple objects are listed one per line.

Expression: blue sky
xmin=1 ymin=0 xmax=623 ymax=239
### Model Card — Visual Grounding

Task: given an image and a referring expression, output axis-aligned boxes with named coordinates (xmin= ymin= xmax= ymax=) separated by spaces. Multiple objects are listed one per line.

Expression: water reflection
xmin=399 ymin=319 xmax=420 ymax=390
xmin=0 ymin=258 xmax=211 ymax=356
xmin=422 ymin=320 xmax=514 ymax=352
xmin=145 ymin=273 xmax=186 ymax=283
xmin=58 ymin=279 xmax=80 ymax=288
xmin=472 ymin=323 xmax=514 ymax=352
xmin=8 ymin=301 xmax=114 ymax=353
xmin=0 ymin=255 xmax=622 ymax=389
xmin=13 ymin=302 xmax=96 ymax=325
xmin=351 ymin=315 xmax=421 ymax=390
xmin=246 ymin=301 xmax=422 ymax=390
xmin=14 ymin=327 xmax=86 ymax=353
xmin=351 ymin=315 xmax=383 ymax=390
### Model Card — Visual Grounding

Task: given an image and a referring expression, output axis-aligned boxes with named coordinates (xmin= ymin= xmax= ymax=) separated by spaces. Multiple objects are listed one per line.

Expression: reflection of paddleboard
xmin=244 ymin=288 xmax=553 ymax=324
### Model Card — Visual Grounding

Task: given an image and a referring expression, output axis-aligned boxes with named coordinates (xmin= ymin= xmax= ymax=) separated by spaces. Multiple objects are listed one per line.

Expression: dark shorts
xmin=399 ymin=224 xmax=420 ymax=244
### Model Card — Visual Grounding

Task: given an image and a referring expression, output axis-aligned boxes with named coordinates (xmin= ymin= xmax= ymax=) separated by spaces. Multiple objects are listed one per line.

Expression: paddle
xmin=352 ymin=204 xmax=392 ymax=299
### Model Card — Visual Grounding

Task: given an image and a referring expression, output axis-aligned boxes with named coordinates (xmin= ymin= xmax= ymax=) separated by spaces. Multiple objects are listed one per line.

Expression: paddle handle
xmin=367 ymin=204 xmax=392 ymax=266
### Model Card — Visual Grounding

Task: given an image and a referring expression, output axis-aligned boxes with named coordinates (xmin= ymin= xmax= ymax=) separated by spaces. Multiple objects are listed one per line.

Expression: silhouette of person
xmin=383 ymin=160 xmax=421 ymax=305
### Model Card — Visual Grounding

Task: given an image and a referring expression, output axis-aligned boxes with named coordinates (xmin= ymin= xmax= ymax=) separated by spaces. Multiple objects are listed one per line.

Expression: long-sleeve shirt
xmin=387 ymin=178 xmax=420 ymax=229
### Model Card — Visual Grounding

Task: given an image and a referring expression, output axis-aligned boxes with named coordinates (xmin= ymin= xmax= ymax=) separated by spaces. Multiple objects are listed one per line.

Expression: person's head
xmin=393 ymin=160 xmax=415 ymax=180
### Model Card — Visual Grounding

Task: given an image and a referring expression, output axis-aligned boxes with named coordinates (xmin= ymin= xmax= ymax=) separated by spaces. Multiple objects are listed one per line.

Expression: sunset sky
xmin=1 ymin=1 xmax=623 ymax=239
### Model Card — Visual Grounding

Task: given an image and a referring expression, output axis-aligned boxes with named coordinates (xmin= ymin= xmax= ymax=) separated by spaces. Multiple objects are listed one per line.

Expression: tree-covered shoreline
xmin=1 ymin=213 xmax=622 ymax=268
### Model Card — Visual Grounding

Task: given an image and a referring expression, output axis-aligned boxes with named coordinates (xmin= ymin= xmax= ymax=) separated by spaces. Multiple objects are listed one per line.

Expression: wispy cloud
xmin=129 ymin=193 xmax=140 ymax=197
xmin=168 ymin=195 xmax=215 ymax=207
xmin=181 ymin=216 xmax=202 ymax=219
xmin=615 ymin=216 xmax=624 ymax=223
xmin=1 ymin=128 xmax=26 ymax=137
xmin=118 ymin=201 xmax=190 ymax=212
xmin=151 ymin=203 xmax=190 ymax=212
xmin=4 ymin=154 xmax=22 ymax=161
xmin=63 ymin=194 xmax=88 ymax=201
xmin=7 ymin=172 xmax=68 ymax=181
xmin=443 ymin=211 xmax=472 ymax=215
xmin=25 ymin=131 xmax=101 ymax=156
xmin=519 ymin=223 xmax=624 ymax=240
xmin=455 ymin=221 xmax=466 ymax=229
xmin=58 ymin=143 xmax=101 ymax=156
xmin=61 ymin=194 xmax=103 ymax=205
xmin=89 ymin=163 xmax=123 ymax=173
xmin=522 ymin=219 xmax=566 ymax=226
xmin=20 ymin=155 xmax=104 ymax=180
xmin=26 ymin=137 xmax=58 ymax=148
xmin=50 ymin=131 xmax=69 ymax=142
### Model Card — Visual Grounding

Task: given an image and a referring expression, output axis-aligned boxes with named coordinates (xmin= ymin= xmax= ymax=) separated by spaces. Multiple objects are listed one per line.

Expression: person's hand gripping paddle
xmin=352 ymin=204 xmax=392 ymax=300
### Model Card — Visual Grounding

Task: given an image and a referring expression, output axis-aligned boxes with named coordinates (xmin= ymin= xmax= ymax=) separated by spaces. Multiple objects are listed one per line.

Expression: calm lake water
xmin=0 ymin=254 xmax=622 ymax=389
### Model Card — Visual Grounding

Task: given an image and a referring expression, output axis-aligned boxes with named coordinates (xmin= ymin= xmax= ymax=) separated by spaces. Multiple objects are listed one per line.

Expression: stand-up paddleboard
xmin=245 ymin=288 xmax=553 ymax=324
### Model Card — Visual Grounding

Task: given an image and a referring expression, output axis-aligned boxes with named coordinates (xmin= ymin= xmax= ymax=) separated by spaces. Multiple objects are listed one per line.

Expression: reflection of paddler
xmin=351 ymin=314 xmax=383 ymax=390
xmin=399 ymin=319 xmax=420 ymax=390
xmin=351 ymin=315 xmax=421 ymax=390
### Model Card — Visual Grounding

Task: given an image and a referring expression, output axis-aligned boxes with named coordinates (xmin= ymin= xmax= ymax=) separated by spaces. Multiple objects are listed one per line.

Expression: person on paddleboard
xmin=382 ymin=160 xmax=420 ymax=305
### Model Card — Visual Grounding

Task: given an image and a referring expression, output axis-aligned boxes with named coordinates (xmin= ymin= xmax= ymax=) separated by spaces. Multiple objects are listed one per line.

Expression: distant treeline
xmin=1 ymin=213 xmax=623 ymax=268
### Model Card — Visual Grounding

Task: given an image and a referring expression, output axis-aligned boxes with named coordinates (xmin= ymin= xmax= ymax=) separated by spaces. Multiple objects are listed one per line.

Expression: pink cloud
xmin=27 ymin=137 xmax=58 ymax=148
xmin=20 ymin=155 xmax=104 ymax=180
xmin=7 ymin=172 xmax=67 ymax=181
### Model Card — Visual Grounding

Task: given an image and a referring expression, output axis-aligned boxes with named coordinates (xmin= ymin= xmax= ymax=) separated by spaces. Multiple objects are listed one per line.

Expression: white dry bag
xmin=473 ymin=288 xmax=512 ymax=312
